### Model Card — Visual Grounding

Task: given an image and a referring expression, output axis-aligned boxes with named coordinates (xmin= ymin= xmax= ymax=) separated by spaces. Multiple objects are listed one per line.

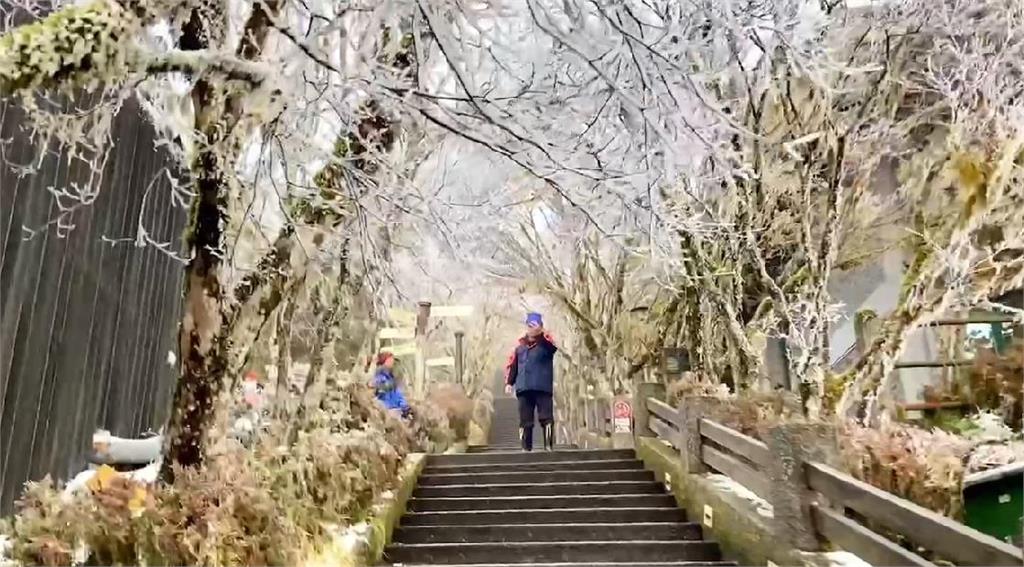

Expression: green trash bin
xmin=962 ymin=462 xmax=1024 ymax=547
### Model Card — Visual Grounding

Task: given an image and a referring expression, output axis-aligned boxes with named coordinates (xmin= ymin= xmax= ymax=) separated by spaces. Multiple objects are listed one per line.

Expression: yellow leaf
xmin=86 ymin=465 xmax=118 ymax=493
xmin=128 ymin=486 xmax=147 ymax=517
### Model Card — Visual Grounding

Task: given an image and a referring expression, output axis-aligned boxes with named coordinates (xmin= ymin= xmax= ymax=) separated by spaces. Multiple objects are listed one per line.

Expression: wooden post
xmin=454 ymin=331 xmax=465 ymax=386
xmin=677 ymin=396 xmax=724 ymax=475
xmin=762 ymin=422 xmax=838 ymax=550
xmin=633 ymin=382 xmax=666 ymax=438
xmin=415 ymin=301 xmax=432 ymax=336
xmin=413 ymin=349 xmax=425 ymax=395
xmin=414 ymin=301 xmax=431 ymax=393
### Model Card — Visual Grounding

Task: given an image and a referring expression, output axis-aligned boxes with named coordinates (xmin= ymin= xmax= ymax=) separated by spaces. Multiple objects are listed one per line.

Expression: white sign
xmin=425 ymin=356 xmax=456 ymax=367
xmin=381 ymin=342 xmax=418 ymax=356
xmin=612 ymin=399 xmax=632 ymax=433
xmin=379 ymin=327 xmax=415 ymax=340
xmin=431 ymin=305 xmax=474 ymax=318
xmin=388 ymin=308 xmax=417 ymax=325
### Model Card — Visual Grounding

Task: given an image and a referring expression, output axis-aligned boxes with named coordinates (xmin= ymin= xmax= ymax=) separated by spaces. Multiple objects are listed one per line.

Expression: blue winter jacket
xmin=504 ymin=333 xmax=558 ymax=394
xmin=374 ymin=368 xmax=410 ymax=413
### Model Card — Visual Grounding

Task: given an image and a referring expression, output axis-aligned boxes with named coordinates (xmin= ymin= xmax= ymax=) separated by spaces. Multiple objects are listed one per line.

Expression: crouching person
xmin=374 ymin=352 xmax=411 ymax=418
xmin=504 ymin=312 xmax=557 ymax=451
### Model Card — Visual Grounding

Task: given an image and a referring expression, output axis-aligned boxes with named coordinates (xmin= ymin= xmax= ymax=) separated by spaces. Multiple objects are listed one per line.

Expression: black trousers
xmin=517 ymin=390 xmax=554 ymax=427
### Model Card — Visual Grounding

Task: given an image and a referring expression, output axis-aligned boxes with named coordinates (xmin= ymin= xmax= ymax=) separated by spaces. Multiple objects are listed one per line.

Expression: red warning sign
xmin=613 ymin=400 xmax=632 ymax=419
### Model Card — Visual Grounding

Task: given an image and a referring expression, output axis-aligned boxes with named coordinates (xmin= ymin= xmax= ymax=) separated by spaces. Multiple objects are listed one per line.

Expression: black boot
xmin=520 ymin=426 xmax=534 ymax=452
xmin=542 ymin=423 xmax=555 ymax=451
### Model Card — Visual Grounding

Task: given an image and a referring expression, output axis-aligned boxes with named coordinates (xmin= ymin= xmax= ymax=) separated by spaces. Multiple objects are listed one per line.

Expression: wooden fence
xmin=642 ymin=395 xmax=1023 ymax=567
xmin=557 ymin=389 xmax=614 ymax=446
xmin=0 ymin=97 xmax=185 ymax=514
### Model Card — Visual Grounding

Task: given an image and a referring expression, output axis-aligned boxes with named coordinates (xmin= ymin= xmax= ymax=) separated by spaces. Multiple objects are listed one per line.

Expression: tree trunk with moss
xmin=160 ymin=1 xmax=280 ymax=480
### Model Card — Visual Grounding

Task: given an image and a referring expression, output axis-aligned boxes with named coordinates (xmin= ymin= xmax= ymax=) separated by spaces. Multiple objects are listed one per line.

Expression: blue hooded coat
xmin=374 ymin=367 xmax=410 ymax=413
xmin=504 ymin=332 xmax=558 ymax=394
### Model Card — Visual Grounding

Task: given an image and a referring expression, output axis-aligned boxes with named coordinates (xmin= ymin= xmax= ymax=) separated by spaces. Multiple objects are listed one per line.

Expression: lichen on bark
xmin=0 ymin=1 xmax=139 ymax=95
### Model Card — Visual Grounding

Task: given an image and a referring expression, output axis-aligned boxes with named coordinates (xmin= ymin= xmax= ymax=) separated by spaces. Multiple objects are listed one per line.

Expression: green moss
xmin=364 ymin=453 xmax=425 ymax=565
xmin=854 ymin=309 xmax=877 ymax=326
xmin=0 ymin=1 xmax=137 ymax=95
xmin=821 ymin=371 xmax=849 ymax=414
xmin=898 ymin=212 xmax=933 ymax=304
xmin=781 ymin=264 xmax=810 ymax=293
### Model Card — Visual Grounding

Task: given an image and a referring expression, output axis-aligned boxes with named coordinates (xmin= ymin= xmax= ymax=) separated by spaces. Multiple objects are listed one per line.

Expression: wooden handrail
xmin=898 ymin=400 xmax=968 ymax=411
xmin=699 ymin=418 xmax=770 ymax=468
xmin=924 ymin=316 xmax=1017 ymax=326
xmin=634 ymin=392 xmax=1022 ymax=565
xmin=806 ymin=462 xmax=1023 ymax=566
xmin=894 ymin=359 xmax=974 ymax=368
xmin=701 ymin=445 xmax=771 ymax=500
xmin=646 ymin=397 xmax=678 ymax=426
xmin=649 ymin=414 xmax=679 ymax=448
xmin=810 ymin=504 xmax=933 ymax=567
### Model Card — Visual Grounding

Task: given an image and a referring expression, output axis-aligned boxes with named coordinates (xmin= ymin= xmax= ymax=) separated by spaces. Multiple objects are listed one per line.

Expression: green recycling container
xmin=962 ymin=462 xmax=1024 ymax=547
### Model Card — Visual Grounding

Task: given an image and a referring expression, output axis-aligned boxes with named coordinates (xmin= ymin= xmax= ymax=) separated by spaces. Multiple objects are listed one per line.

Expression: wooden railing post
xmin=599 ymin=397 xmax=612 ymax=436
xmin=677 ymin=396 xmax=724 ymax=475
xmin=633 ymin=383 xmax=665 ymax=438
xmin=762 ymin=422 xmax=838 ymax=550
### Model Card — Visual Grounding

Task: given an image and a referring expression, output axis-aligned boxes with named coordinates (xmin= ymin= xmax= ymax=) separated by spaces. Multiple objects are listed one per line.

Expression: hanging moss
xmin=0 ymin=1 xmax=138 ymax=95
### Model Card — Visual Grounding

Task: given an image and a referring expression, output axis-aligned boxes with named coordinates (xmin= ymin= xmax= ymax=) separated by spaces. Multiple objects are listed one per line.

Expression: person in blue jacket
xmin=373 ymin=352 xmax=411 ymax=417
xmin=504 ymin=312 xmax=558 ymax=451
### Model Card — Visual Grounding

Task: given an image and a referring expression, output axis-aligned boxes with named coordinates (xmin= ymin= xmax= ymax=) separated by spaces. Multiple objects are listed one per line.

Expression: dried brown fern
xmin=2 ymin=371 xmax=456 ymax=566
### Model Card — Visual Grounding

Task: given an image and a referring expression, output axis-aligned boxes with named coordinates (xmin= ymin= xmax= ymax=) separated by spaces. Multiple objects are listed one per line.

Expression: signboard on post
xmin=379 ymin=327 xmax=415 ymax=340
xmin=381 ymin=342 xmax=417 ymax=356
xmin=612 ymin=399 xmax=632 ymax=433
xmin=430 ymin=305 xmax=474 ymax=318
xmin=388 ymin=308 xmax=417 ymax=326
xmin=425 ymin=356 xmax=456 ymax=367
xmin=661 ymin=347 xmax=690 ymax=378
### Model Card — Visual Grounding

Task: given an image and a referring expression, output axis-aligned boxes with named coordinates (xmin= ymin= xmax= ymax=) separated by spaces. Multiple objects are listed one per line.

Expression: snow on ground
xmin=61 ymin=460 xmax=162 ymax=500
xmin=819 ymin=551 xmax=872 ymax=567
xmin=0 ymin=534 xmax=11 ymax=564
xmin=705 ymin=473 xmax=775 ymax=518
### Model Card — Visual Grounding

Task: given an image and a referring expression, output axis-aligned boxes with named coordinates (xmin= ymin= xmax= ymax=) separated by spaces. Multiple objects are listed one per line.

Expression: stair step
xmin=400 ymin=507 xmax=687 ymax=526
xmin=385 ymin=540 xmax=722 ymax=564
xmin=410 ymin=494 xmax=677 ymax=512
xmin=418 ymin=469 xmax=653 ymax=486
xmin=393 ymin=522 xmax=702 ymax=544
xmin=394 ymin=563 xmax=735 ymax=567
xmin=414 ymin=481 xmax=666 ymax=498
xmin=429 ymin=449 xmax=634 ymax=466
xmin=424 ymin=459 xmax=643 ymax=474
xmin=470 ymin=446 xmax=576 ymax=453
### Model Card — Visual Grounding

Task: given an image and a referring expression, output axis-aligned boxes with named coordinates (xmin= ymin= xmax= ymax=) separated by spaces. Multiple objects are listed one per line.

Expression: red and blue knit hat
xmin=525 ymin=312 xmax=543 ymax=327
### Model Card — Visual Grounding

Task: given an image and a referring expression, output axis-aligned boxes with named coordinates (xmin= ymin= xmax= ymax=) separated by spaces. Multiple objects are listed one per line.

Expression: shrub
xmin=666 ymin=371 xmax=731 ymax=405
xmin=666 ymin=372 xmax=798 ymax=440
xmin=427 ymin=384 xmax=474 ymax=441
xmin=1 ymin=372 xmax=439 ymax=566
xmin=839 ymin=422 xmax=971 ymax=518
xmin=965 ymin=340 xmax=1023 ymax=431
xmin=406 ymin=397 xmax=453 ymax=451
xmin=473 ymin=388 xmax=494 ymax=426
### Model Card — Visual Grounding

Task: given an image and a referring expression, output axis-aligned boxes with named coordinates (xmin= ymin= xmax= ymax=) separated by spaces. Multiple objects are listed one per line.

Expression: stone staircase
xmin=384 ymin=386 xmax=735 ymax=566
xmin=485 ymin=396 xmax=522 ymax=451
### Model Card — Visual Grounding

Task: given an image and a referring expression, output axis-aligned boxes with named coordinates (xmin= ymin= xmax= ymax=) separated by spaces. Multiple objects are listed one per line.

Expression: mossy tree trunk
xmin=160 ymin=0 xmax=280 ymax=480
